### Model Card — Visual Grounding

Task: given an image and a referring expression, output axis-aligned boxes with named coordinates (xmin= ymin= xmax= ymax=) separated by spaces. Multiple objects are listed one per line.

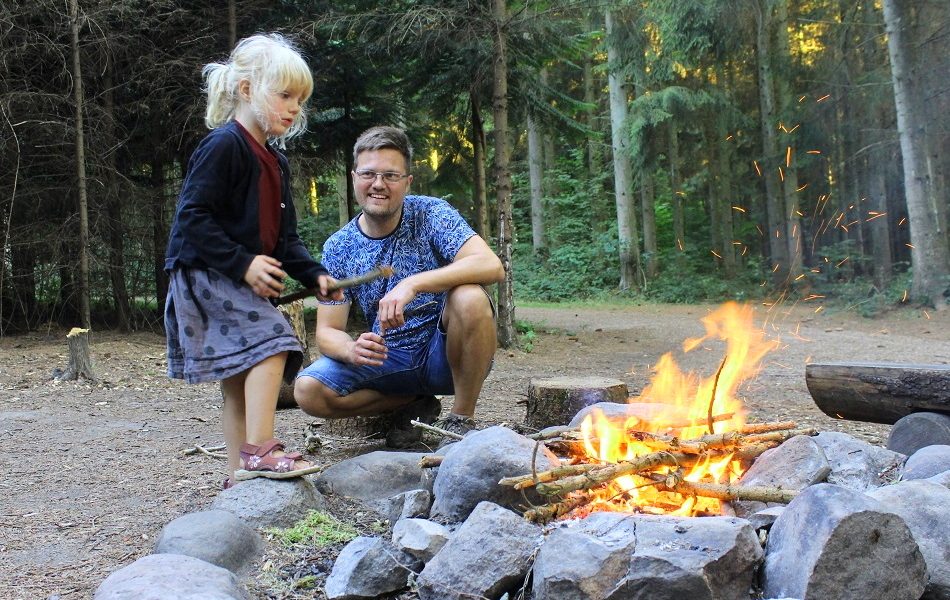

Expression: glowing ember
xmin=576 ymin=302 xmax=780 ymax=517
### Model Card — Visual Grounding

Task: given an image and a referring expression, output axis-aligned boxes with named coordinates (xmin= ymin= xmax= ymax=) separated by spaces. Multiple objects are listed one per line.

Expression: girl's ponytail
xmin=202 ymin=61 xmax=235 ymax=129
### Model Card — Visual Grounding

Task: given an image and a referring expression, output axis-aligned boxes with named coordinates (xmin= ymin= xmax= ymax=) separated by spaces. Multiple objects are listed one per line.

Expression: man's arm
xmin=376 ymin=235 xmax=504 ymax=331
xmin=316 ymin=302 xmax=388 ymax=367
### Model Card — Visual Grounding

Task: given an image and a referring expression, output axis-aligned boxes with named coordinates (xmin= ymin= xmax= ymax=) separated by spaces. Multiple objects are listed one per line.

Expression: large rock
xmin=211 ymin=477 xmax=324 ymax=529
xmin=417 ymin=502 xmax=542 ymax=600
xmin=430 ymin=426 xmax=559 ymax=522
xmin=94 ymin=553 xmax=250 ymax=599
xmin=324 ymin=536 xmax=421 ymax=600
xmin=733 ymin=435 xmax=830 ymax=517
xmin=391 ymin=518 xmax=451 ymax=563
xmin=153 ymin=510 xmax=261 ymax=574
xmin=532 ymin=512 xmax=762 ymax=600
xmin=868 ymin=480 xmax=950 ymax=600
xmin=813 ymin=432 xmax=905 ymax=491
xmin=887 ymin=412 xmax=950 ymax=456
xmin=763 ymin=483 xmax=927 ymax=600
xmin=901 ymin=445 xmax=950 ymax=481
xmin=314 ymin=451 xmax=425 ymax=514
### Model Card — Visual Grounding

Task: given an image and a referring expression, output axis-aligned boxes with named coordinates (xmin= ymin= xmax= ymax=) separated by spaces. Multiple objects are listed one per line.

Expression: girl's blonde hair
xmin=203 ymin=33 xmax=314 ymax=142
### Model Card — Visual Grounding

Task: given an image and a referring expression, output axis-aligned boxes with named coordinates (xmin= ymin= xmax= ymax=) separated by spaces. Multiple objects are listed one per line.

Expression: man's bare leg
xmin=294 ymin=377 xmax=414 ymax=418
xmin=442 ymin=284 xmax=496 ymax=418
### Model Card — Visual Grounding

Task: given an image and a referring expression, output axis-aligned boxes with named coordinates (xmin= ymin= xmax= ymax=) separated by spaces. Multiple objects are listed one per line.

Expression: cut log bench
xmin=805 ymin=361 xmax=950 ymax=454
xmin=524 ymin=376 xmax=629 ymax=430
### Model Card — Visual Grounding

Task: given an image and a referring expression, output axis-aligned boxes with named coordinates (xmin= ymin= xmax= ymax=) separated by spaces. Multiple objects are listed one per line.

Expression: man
xmin=294 ymin=126 xmax=505 ymax=447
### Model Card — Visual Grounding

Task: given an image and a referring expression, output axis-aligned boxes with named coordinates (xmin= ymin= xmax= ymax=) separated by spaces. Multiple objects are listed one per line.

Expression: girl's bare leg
xmin=243 ymin=351 xmax=312 ymax=468
xmin=221 ymin=371 xmax=249 ymax=481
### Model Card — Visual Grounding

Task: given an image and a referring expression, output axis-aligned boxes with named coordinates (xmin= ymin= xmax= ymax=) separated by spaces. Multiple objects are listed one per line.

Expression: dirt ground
xmin=1 ymin=302 xmax=949 ymax=599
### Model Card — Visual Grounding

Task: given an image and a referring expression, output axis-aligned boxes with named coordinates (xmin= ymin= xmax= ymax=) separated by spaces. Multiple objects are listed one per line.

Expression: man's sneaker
xmin=431 ymin=413 xmax=478 ymax=450
xmin=385 ymin=395 xmax=442 ymax=449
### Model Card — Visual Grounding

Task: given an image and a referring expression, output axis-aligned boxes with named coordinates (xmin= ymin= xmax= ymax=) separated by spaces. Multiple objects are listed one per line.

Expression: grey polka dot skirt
xmin=165 ymin=268 xmax=303 ymax=384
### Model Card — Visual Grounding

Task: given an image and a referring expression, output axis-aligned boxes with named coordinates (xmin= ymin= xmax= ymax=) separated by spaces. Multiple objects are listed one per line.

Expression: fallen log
xmin=805 ymin=362 xmax=950 ymax=424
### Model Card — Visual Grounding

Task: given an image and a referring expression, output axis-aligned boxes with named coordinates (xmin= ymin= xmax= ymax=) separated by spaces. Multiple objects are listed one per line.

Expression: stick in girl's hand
xmin=275 ymin=265 xmax=394 ymax=305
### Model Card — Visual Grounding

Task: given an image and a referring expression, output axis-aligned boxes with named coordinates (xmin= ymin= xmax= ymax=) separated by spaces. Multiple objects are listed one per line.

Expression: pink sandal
xmin=233 ymin=439 xmax=322 ymax=481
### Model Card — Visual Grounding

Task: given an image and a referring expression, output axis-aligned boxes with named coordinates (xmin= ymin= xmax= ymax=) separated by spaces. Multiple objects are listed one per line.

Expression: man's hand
xmin=376 ymin=278 xmax=418 ymax=335
xmin=315 ymin=274 xmax=345 ymax=302
xmin=347 ymin=332 xmax=387 ymax=366
xmin=244 ymin=255 xmax=286 ymax=298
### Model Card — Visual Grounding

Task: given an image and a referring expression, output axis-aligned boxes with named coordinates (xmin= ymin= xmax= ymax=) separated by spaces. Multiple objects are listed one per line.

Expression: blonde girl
xmin=164 ymin=33 xmax=342 ymax=488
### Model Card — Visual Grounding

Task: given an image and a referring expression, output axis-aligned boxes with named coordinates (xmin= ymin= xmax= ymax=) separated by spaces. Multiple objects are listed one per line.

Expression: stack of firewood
xmin=499 ymin=420 xmax=814 ymax=523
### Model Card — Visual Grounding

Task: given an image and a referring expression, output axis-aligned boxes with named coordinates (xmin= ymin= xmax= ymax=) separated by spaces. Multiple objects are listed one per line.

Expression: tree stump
xmin=55 ymin=327 xmax=96 ymax=381
xmin=886 ymin=412 xmax=950 ymax=455
xmin=276 ymin=300 xmax=309 ymax=409
xmin=320 ymin=413 xmax=395 ymax=441
xmin=525 ymin=376 xmax=629 ymax=430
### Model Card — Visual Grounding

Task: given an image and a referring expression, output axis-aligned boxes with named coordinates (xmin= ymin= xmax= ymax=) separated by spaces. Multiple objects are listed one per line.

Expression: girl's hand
xmin=315 ymin=274 xmax=344 ymax=302
xmin=244 ymin=255 xmax=287 ymax=298
xmin=347 ymin=332 xmax=387 ymax=366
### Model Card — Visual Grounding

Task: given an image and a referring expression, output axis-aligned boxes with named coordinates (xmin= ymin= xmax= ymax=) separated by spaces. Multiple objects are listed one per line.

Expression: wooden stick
xmin=524 ymin=493 xmax=593 ymax=523
xmin=535 ymin=450 xmax=696 ymax=497
xmin=739 ymin=420 xmax=797 ymax=434
xmin=275 ymin=265 xmax=394 ymax=305
xmin=182 ymin=444 xmax=226 ymax=456
xmin=419 ymin=455 xmax=443 ymax=468
xmin=499 ymin=462 xmax=605 ymax=489
xmin=647 ymin=472 xmax=799 ymax=503
xmin=741 ymin=427 xmax=817 ymax=445
xmin=409 ymin=419 xmax=464 ymax=440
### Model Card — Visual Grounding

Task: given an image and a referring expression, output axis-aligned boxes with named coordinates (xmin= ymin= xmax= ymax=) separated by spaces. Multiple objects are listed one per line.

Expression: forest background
xmin=0 ymin=0 xmax=948 ymax=346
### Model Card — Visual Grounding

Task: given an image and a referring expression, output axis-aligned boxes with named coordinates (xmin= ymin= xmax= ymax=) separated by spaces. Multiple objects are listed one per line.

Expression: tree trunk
xmin=69 ymin=0 xmax=91 ymax=329
xmin=868 ymin=146 xmax=893 ymax=289
xmin=715 ymin=110 xmax=736 ymax=278
xmin=151 ymin=157 xmax=168 ymax=307
xmin=103 ymin=68 xmax=131 ymax=331
xmin=492 ymin=0 xmax=515 ymax=348
xmin=605 ymin=8 xmax=641 ymax=290
xmin=668 ymin=120 xmax=685 ymax=255
xmin=641 ymin=174 xmax=658 ymax=279
xmin=774 ymin=0 xmax=802 ymax=279
xmin=754 ymin=0 xmax=790 ymax=286
xmin=882 ymin=0 xmax=950 ymax=309
xmin=471 ymin=93 xmax=490 ymax=239
xmin=227 ymin=0 xmax=236 ymax=47
xmin=55 ymin=327 xmax=97 ymax=381
xmin=527 ymin=111 xmax=545 ymax=254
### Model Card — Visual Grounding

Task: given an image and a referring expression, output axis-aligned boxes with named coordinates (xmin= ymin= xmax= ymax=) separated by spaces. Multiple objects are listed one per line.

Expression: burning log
xmin=805 ymin=362 xmax=950 ymax=424
xmin=646 ymin=472 xmax=799 ymax=503
xmin=524 ymin=493 xmax=593 ymax=523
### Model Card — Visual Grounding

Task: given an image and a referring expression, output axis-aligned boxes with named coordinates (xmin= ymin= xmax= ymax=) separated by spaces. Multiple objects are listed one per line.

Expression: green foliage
xmin=515 ymin=319 xmax=537 ymax=352
xmin=266 ymin=511 xmax=358 ymax=548
xmin=643 ymin=249 xmax=768 ymax=303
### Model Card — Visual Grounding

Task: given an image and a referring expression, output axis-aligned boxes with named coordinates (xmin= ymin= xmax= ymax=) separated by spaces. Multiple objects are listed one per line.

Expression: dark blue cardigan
xmin=164 ymin=121 xmax=327 ymax=287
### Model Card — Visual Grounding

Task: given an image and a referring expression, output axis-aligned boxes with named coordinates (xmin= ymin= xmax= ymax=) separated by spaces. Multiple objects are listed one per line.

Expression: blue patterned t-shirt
xmin=319 ymin=195 xmax=476 ymax=348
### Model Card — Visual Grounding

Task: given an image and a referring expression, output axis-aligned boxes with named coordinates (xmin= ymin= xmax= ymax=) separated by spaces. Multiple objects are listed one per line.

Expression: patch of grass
xmin=267 ymin=510 xmax=359 ymax=548
xmin=515 ymin=319 xmax=538 ymax=352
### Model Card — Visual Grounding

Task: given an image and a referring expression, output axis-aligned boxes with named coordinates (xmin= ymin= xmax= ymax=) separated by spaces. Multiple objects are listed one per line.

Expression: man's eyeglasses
xmin=354 ymin=170 xmax=410 ymax=183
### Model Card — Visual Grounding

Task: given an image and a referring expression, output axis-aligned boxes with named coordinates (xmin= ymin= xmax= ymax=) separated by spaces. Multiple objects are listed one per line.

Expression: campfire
xmin=501 ymin=302 xmax=812 ymax=522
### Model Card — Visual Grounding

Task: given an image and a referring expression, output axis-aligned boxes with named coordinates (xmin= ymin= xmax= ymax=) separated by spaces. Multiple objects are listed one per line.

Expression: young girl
xmin=164 ymin=33 xmax=341 ymax=488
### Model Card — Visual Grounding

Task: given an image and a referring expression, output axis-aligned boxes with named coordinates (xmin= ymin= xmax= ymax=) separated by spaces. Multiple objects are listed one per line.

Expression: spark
xmin=732 ymin=240 xmax=743 ymax=245
xmin=732 ymin=206 xmax=746 ymax=213
xmin=923 ymin=310 xmax=931 ymax=320
xmin=779 ymin=123 xmax=788 ymax=133
xmin=794 ymin=274 xmax=806 ymax=281
xmin=772 ymin=263 xmax=781 ymax=273
xmin=711 ymin=250 xmax=723 ymax=259
xmin=726 ymin=134 xmax=734 ymax=141
xmin=796 ymin=183 xmax=808 ymax=192
xmin=804 ymin=355 xmax=813 ymax=363
xmin=901 ymin=290 xmax=908 ymax=302
xmin=817 ymin=94 xmax=831 ymax=102
xmin=779 ymin=167 xmax=785 ymax=181
xmin=810 ymin=268 xmax=821 ymax=273
xmin=845 ymin=220 xmax=860 ymax=228
xmin=788 ymin=124 xmax=800 ymax=133
xmin=804 ymin=294 xmax=825 ymax=300
xmin=840 ymin=224 xmax=849 ymax=233
xmin=792 ymin=224 xmax=798 ymax=238
xmin=677 ymin=238 xmax=685 ymax=251
xmin=906 ymin=243 xmax=915 ymax=249
xmin=796 ymin=210 xmax=805 ymax=217
xmin=753 ymin=160 xmax=762 ymax=176
xmin=834 ymin=413 xmax=843 ymax=419
xmin=786 ymin=146 xmax=792 ymax=167
xmin=755 ymin=224 xmax=765 ymax=236
xmin=675 ymin=191 xmax=686 ymax=196
xmin=806 ymin=150 xmax=821 ymax=154
xmin=799 ymin=95 xmax=807 ymax=102
xmin=815 ymin=306 xmax=824 ymax=314
xmin=865 ymin=212 xmax=887 ymax=222
xmin=898 ymin=217 xmax=907 ymax=226
xmin=833 ymin=212 xmax=845 ymax=228
xmin=835 ymin=257 xmax=849 ymax=267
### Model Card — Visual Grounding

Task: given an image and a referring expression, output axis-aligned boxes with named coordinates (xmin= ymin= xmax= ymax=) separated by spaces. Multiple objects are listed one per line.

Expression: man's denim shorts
xmin=297 ymin=325 xmax=456 ymax=396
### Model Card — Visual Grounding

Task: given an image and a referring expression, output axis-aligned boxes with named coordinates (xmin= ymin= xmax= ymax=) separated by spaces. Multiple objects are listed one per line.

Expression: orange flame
xmin=578 ymin=303 xmax=780 ymax=516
